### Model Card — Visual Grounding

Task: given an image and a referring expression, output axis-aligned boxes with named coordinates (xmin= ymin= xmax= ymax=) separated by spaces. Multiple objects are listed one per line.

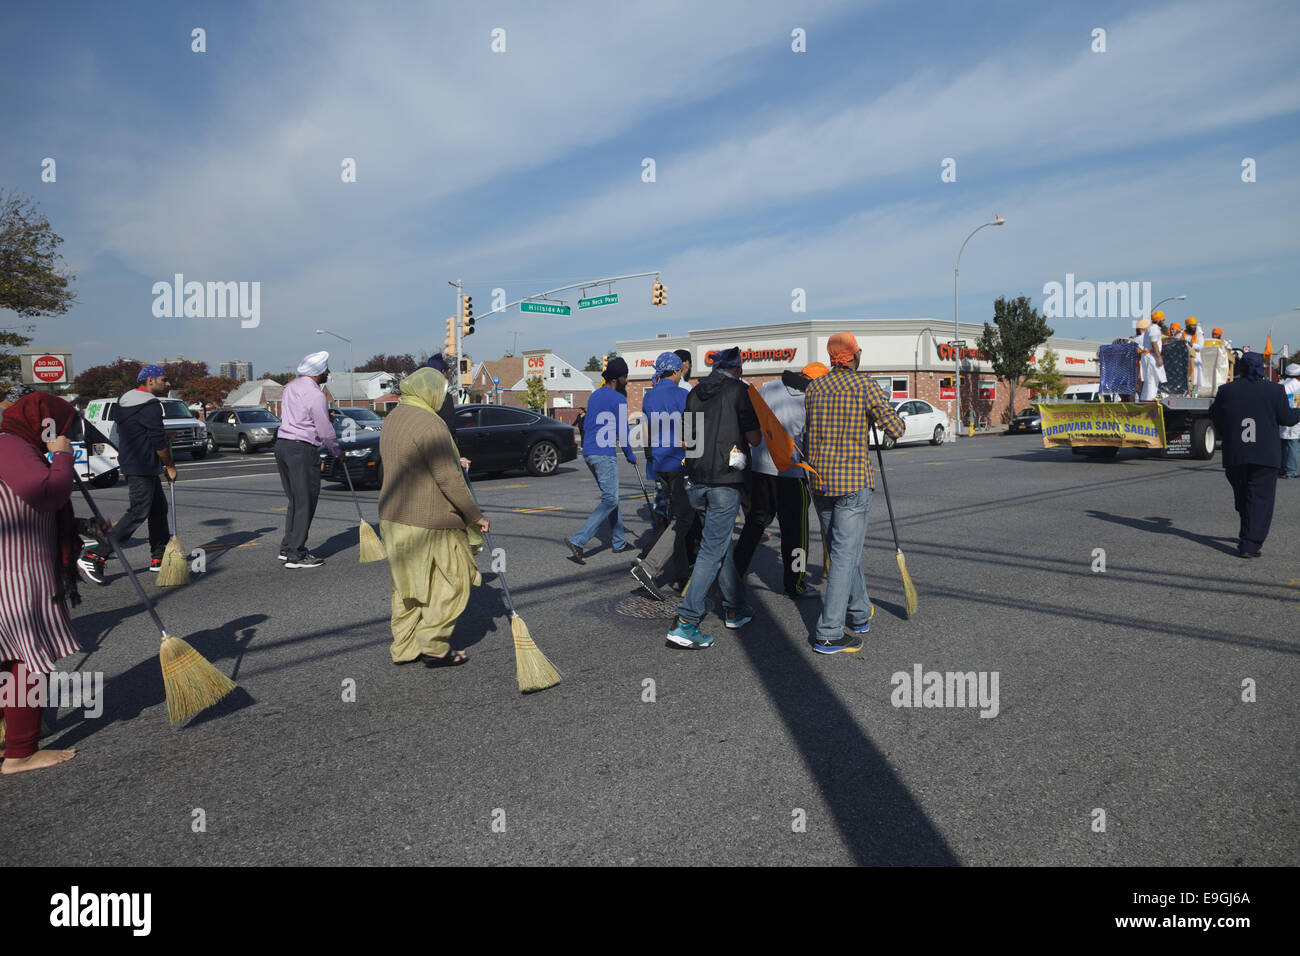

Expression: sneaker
xmin=813 ymin=633 xmax=864 ymax=654
xmin=612 ymin=543 xmax=635 ymax=554
xmin=77 ymin=550 xmax=107 ymax=586
xmin=564 ymin=539 xmax=586 ymax=565
xmin=630 ymin=560 xmax=667 ymax=601
xmin=666 ymin=618 xmax=714 ymax=649
xmin=278 ymin=550 xmax=288 ymax=562
xmin=849 ymin=603 xmax=876 ymax=634
xmin=148 ymin=557 xmax=162 ymax=573
xmin=724 ymin=608 xmax=754 ymax=629
xmin=285 ymin=553 xmax=324 ymax=568
xmin=785 ymin=584 xmax=820 ymax=600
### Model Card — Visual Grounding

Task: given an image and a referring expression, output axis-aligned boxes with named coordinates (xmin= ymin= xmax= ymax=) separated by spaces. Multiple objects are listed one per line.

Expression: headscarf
xmin=137 ymin=364 xmax=166 ymax=383
xmin=421 ymin=354 xmax=450 ymax=374
xmin=399 ymin=367 xmax=449 ymax=416
xmin=712 ymin=347 xmax=742 ymax=369
xmin=827 ymin=332 xmax=859 ymax=367
xmin=0 ymin=392 xmax=82 ymax=607
xmin=1285 ymin=363 xmax=1300 ymax=378
xmin=297 ymin=351 xmax=330 ymax=376
xmin=801 ymin=362 xmax=830 ymax=379
xmin=652 ymin=351 xmax=683 ymax=383
xmin=602 ymin=356 xmax=629 ymax=381
xmin=1236 ymin=351 xmax=1265 ymax=381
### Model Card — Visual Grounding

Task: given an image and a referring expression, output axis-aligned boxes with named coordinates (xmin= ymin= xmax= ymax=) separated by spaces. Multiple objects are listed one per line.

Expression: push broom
xmin=156 ymin=480 xmax=190 ymax=586
xmin=341 ymin=461 xmax=386 ymax=562
xmin=868 ymin=414 xmax=919 ymax=616
xmin=462 ymin=465 xmax=560 ymax=693
xmin=72 ymin=472 xmax=236 ymax=723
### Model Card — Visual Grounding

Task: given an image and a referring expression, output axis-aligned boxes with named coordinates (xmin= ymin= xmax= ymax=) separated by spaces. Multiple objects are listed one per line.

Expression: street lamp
xmin=1149 ymin=295 xmax=1187 ymax=317
xmin=315 ymin=329 xmax=352 ymax=409
xmin=954 ymin=216 xmax=1005 ymax=439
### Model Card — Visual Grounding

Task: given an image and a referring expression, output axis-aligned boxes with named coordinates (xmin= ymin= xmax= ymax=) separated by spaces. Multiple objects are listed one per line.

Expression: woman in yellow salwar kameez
xmin=378 ymin=368 xmax=489 ymax=667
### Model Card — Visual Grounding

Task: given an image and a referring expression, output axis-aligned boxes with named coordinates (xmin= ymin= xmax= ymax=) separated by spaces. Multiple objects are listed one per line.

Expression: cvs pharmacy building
xmin=618 ymin=319 xmax=1101 ymax=427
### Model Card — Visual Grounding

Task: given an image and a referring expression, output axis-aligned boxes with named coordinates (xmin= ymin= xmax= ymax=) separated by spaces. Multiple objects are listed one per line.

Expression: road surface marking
xmin=515 ymin=506 xmax=563 ymax=514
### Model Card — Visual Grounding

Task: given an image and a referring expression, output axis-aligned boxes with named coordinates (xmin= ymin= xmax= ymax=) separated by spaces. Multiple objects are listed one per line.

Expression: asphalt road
xmin=2 ymin=435 xmax=1296 ymax=865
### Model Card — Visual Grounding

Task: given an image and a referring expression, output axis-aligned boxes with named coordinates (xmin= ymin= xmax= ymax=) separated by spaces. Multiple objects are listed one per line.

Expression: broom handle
xmin=72 ymin=470 xmax=170 ymax=640
xmin=461 ymin=465 xmax=518 ymax=617
xmin=866 ymin=414 xmax=904 ymax=552
xmin=168 ymin=478 xmax=178 ymax=534
xmin=340 ymin=458 xmax=366 ymax=523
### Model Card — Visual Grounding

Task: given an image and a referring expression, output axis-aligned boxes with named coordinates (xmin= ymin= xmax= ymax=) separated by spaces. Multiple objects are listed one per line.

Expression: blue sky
xmin=2 ymin=0 xmax=1298 ymax=377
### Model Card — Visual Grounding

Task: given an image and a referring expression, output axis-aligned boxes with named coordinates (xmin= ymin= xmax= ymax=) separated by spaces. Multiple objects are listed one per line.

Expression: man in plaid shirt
xmin=803 ymin=332 xmax=905 ymax=653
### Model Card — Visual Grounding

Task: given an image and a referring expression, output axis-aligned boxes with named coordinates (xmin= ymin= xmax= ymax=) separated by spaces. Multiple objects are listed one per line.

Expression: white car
xmin=870 ymin=399 xmax=950 ymax=449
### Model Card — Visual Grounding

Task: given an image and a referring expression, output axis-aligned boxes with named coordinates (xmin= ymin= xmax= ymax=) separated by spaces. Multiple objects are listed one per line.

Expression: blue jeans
xmin=813 ymin=485 xmax=874 ymax=643
xmin=675 ymin=482 xmax=751 ymax=626
xmin=570 ymin=454 xmax=625 ymax=550
xmin=1282 ymin=438 xmax=1299 ymax=477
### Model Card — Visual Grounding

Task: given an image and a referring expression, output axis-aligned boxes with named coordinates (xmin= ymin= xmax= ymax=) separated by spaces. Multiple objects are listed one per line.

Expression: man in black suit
xmin=1208 ymin=351 xmax=1300 ymax=557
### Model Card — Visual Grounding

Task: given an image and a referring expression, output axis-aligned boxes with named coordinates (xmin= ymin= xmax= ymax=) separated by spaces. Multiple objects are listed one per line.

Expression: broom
xmin=868 ymin=415 xmax=919 ymax=616
xmin=72 ymin=472 xmax=236 ymax=723
xmin=341 ymin=461 xmax=386 ymax=562
xmin=462 ymin=465 xmax=560 ymax=693
xmin=156 ymin=480 xmax=190 ymax=586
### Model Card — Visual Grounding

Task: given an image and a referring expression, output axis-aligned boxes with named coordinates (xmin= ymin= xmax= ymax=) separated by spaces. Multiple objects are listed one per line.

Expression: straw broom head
xmin=358 ymin=519 xmax=387 ymax=563
xmin=896 ymin=550 xmax=918 ymax=616
xmin=156 ymin=536 xmax=190 ymax=587
xmin=159 ymin=634 xmax=237 ymax=724
xmin=512 ymin=613 xmax=560 ymax=693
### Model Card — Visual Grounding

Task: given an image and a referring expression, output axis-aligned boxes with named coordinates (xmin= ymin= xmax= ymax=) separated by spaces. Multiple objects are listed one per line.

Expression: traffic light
xmin=651 ymin=279 xmax=667 ymax=306
xmin=444 ymin=316 xmax=456 ymax=352
xmin=460 ymin=357 xmax=470 ymax=374
xmin=461 ymin=294 xmax=475 ymax=336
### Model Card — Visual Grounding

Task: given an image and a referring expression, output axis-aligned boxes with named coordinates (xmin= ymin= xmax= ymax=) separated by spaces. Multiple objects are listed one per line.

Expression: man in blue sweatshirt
xmin=565 ymin=357 xmax=637 ymax=563
xmin=110 ymin=364 xmax=177 ymax=572
xmin=630 ymin=352 xmax=692 ymax=599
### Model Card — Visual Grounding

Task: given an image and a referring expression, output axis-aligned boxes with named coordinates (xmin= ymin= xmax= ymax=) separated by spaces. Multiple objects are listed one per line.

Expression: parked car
xmin=453 ymin=405 xmax=578 ymax=477
xmin=82 ymin=396 xmax=209 ymax=460
xmin=319 ymin=426 xmax=383 ymax=489
xmin=869 ymin=400 xmax=950 ymax=449
xmin=1008 ymin=406 xmax=1043 ymax=433
xmin=206 ymin=408 xmax=281 ymax=453
xmin=328 ymin=407 xmax=385 ymax=436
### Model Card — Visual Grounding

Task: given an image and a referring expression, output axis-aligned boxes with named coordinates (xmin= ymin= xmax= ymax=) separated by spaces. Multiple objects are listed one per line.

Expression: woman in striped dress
xmin=0 ymin=393 xmax=98 ymax=774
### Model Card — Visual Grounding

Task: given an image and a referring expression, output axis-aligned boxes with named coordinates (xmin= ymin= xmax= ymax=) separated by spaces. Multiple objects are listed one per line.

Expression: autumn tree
xmin=74 ymin=358 xmax=143 ymax=398
xmin=162 ymin=359 xmax=209 ymax=389
xmin=355 ymin=353 xmax=417 ymax=375
xmin=975 ymin=296 xmax=1054 ymax=422
xmin=0 ymin=189 xmax=77 ymax=318
xmin=180 ymin=376 xmax=241 ymax=408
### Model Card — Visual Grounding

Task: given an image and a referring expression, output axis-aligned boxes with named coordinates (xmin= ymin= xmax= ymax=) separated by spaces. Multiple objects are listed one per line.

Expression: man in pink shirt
xmin=275 ymin=351 xmax=341 ymax=568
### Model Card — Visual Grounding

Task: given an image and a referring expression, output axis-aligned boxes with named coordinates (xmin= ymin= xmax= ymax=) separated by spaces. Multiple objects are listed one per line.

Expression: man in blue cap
xmin=1209 ymin=350 xmax=1300 ymax=556
xmin=631 ymin=351 xmax=693 ymax=598
xmin=109 ymin=363 xmax=177 ymax=572
xmin=667 ymin=347 xmax=761 ymax=648
xmin=565 ymin=356 xmax=637 ymax=563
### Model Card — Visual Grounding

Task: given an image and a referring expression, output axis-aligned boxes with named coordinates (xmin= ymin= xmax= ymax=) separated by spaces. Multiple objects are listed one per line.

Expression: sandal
xmin=424 ymin=650 xmax=468 ymax=668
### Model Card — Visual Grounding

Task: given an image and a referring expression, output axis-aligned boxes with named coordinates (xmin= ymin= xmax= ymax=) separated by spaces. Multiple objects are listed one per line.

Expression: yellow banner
xmin=1039 ymin=402 xmax=1166 ymax=449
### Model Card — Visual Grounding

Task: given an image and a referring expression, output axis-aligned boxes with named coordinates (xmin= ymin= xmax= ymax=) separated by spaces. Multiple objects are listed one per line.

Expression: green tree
xmin=0 ymin=329 xmax=32 ymax=391
xmin=0 ymin=189 xmax=77 ymax=317
xmin=584 ymin=355 xmax=601 ymax=371
xmin=1023 ymin=347 xmax=1066 ymax=401
xmin=522 ymin=374 xmax=548 ymax=412
xmin=975 ymin=296 xmax=1053 ymax=421
xmin=260 ymin=371 xmax=294 ymax=385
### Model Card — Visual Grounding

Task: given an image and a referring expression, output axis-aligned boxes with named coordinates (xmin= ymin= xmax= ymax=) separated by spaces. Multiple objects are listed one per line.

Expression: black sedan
xmin=453 ymin=405 xmax=577 ymax=477
xmin=319 ymin=428 xmax=383 ymax=488
xmin=1008 ymin=406 xmax=1042 ymax=433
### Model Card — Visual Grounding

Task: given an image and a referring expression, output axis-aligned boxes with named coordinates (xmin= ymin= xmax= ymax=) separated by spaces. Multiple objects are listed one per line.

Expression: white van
xmin=1061 ymin=383 xmax=1103 ymax=403
xmin=83 ymin=395 xmax=210 ymax=462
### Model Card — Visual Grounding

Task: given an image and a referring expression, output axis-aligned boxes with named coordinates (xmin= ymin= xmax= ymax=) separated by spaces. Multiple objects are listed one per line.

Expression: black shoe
xmin=278 ymin=550 xmax=288 ymax=562
xmin=785 ymin=584 xmax=820 ymax=600
xmin=564 ymin=539 xmax=586 ymax=564
xmin=612 ymin=543 xmax=635 ymax=554
xmin=630 ymin=560 xmax=667 ymax=601
xmin=1237 ymin=550 xmax=1262 ymax=559
xmin=285 ymin=553 xmax=324 ymax=568
xmin=77 ymin=550 xmax=108 ymax=586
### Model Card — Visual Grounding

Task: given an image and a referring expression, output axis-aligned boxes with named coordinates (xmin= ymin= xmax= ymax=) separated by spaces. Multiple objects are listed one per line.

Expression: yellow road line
xmin=514 ymin=506 xmax=563 ymax=514
xmin=964 ymin=457 xmax=990 ymax=462
xmin=498 ymin=484 xmax=527 ymax=489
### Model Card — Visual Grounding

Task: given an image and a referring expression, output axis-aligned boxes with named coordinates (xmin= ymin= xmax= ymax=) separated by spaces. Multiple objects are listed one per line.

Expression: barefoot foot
xmin=2 ymin=748 xmax=76 ymax=774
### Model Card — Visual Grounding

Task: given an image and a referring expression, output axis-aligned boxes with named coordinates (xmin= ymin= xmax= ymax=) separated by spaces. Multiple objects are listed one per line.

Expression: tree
xmin=161 ymin=359 xmax=209 ymax=389
xmin=180 ymin=376 xmax=241 ymax=408
xmin=260 ymin=371 xmax=294 ymax=385
xmin=975 ymin=296 xmax=1053 ymax=421
xmin=0 ymin=189 xmax=77 ymax=318
xmin=522 ymin=374 xmax=548 ymax=412
xmin=74 ymin=358 xmax=143 ymax=398
xmin=355 ymin=353 xmax=417 ymax=375
xmin=1023 ymin=347 xmax=1066 ymax=401
xmin=584 ymin=355 xmax=601 ymax=371
xmin=0 ymin=329 xmax=32 ymax=391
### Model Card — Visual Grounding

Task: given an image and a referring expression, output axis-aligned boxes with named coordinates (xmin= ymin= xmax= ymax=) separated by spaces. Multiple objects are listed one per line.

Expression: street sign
xmin=947 ymin=340 xmax=967 ymax=348
xmin=492 ymin=377 xmax=500 ymax=385
xmin=939 ymin=386 xmax=956 ymax=400
xmin=521 ymin=302 xmax=570 ymax=315
xmin=33 ymin=355 xmax=67 ymax=382
xmin=578 ymin=293 xmax=618 ymax=310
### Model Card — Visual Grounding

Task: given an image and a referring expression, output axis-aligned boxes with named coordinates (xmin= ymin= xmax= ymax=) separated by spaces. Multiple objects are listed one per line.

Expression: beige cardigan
xmin=378 ymin=404 xmax=482 ymax=530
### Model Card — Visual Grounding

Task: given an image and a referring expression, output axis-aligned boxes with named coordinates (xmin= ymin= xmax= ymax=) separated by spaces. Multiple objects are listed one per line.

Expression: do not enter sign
xmin=33 ymin=355 xmax=67 ymax=383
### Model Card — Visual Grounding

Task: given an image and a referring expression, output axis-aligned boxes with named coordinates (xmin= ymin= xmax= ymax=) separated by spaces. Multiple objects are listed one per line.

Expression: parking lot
xmin=2 ymin=433 xmax=1296 ymax=865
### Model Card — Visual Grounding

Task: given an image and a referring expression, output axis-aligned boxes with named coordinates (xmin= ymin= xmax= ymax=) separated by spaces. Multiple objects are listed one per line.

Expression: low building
xmin=617 ymin=319 xmax=1102 ymax=427
xmin=467 ymin=350 xmax=597 ymax=422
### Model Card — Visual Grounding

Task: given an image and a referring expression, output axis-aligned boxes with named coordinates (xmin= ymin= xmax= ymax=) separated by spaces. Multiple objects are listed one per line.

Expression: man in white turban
xmin=275 ymin=351 xmax=341 ymax=567
xmin=1282 ymin=363 xmax=1300 ymax=479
